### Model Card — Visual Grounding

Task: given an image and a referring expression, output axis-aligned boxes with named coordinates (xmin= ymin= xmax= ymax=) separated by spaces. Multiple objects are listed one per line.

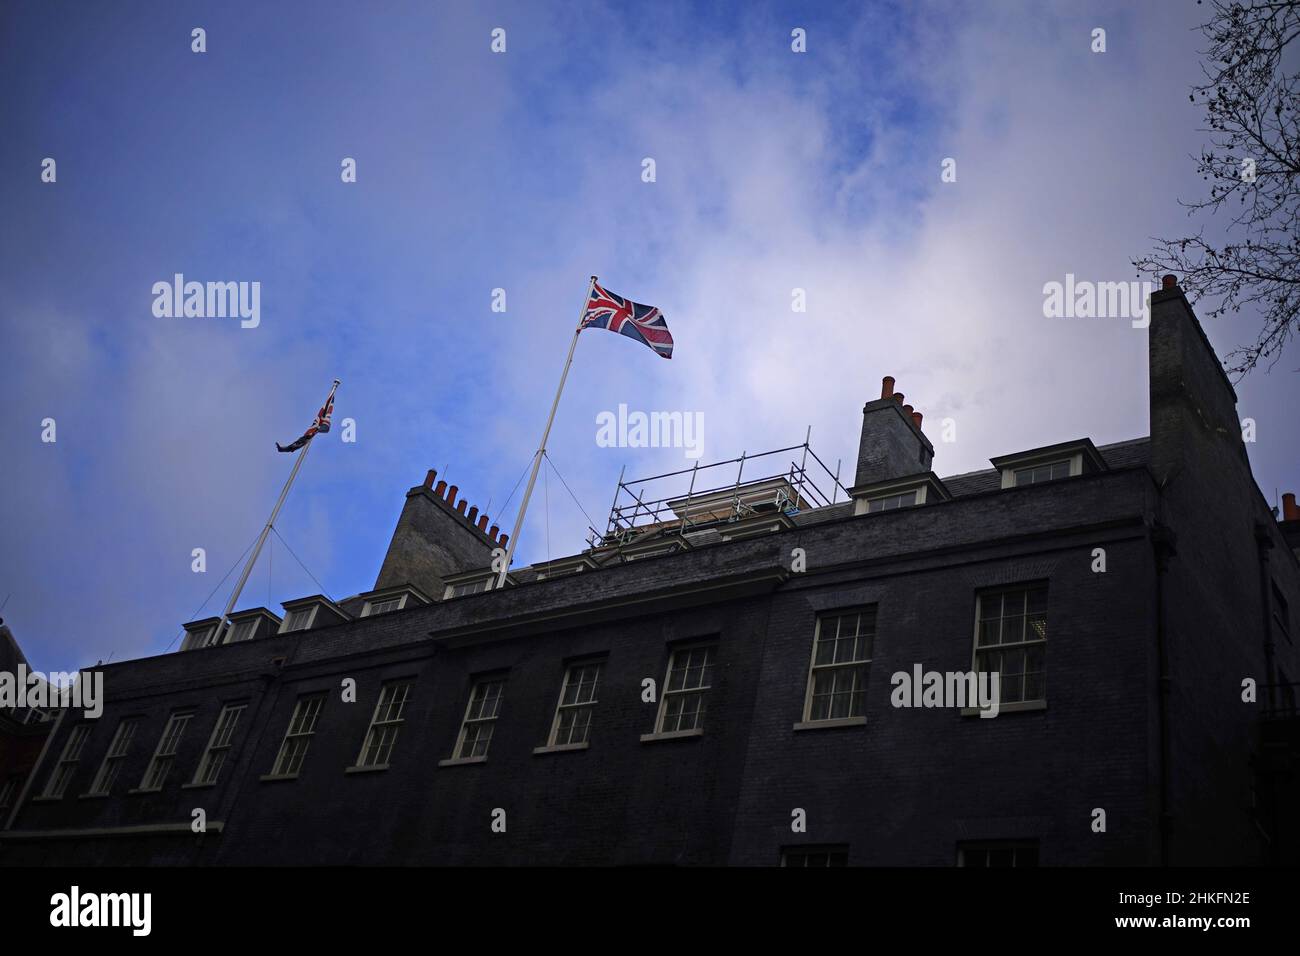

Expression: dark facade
xmin=3 ymin=280 xmax=1298 ymax=867
xmin=0 ymin=623 xmax=58 ymax=828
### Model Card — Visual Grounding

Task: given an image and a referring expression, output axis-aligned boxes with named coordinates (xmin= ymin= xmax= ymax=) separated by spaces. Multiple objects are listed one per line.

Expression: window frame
xmin=361 ymin=595 xmax=407 ymax=617
xmin=864 ymin=489 xmax=918 ymax=513
xmin=280 ymin=606 xmax=317 ymax=633
xmin=0 ymin=776 xmax=18 ymax=812
xmin=545 ymin=660 xmax=604 ymax=749
xmin=444 ymin=577 xmax=495 ymax=599
xmin=1273 ymin=581 xmax=1291 ymax=644
xmin=970 ymin=583 xmax=1049 ymax=709
xmin=800 ymin=607 xmax=875 ymax=726
xmin=999 ymin=453 xmax=1082 ymax=489
xmin=137 ymin=712 xmax=193 ymax=792
xmin=449 ymin=677 xmax=507 ymax=762
xmin=87 ymin=718 xmax=139 ymax=796
xmin=227 ymin=620 xmax=257 ymax=643
xmin=192 ymin=703 xmax=247 ymax=786
xmin=781 ymin=844 xmax=850 ymax=867
xmin=269 ymin=693 xmax=326 ymax=778
xmin=650 ymin=643 xmax=717 ymax=738
xmin=353 ymin=680 xmax=412 ymax=770
xmin=957 ymin=840 xmax=1040 ymax=867
xmin=42 ymin=724 xmax=92 ymax=798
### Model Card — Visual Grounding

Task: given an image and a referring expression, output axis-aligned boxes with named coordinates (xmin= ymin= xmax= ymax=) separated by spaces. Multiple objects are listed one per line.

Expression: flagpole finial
xmin=333 ymin=378 xmax=341 ymax=386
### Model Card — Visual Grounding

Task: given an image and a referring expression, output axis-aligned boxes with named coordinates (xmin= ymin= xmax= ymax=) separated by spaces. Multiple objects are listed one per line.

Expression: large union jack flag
xmin=578 ymin=281 xmax=673 ymax=359
xmin=277 ymin=380 xmax=339 ymax=453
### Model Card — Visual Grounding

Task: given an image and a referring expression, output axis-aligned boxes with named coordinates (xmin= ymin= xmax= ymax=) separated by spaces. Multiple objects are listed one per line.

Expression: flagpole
xmin=495 ymin=276 xmax=597 ymax=589
xmin=210 ymin=379 xmax=338 ymax=645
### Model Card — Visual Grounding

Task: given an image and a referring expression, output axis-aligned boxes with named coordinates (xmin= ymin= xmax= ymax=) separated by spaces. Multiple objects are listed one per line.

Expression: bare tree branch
xmin=1133 ymin=0 xmax=1300 ymax=376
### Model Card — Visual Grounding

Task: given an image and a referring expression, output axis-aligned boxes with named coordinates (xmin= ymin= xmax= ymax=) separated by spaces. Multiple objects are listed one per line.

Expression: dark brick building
xmin=3 ymin=279 xmax=1298 ymax=866
xmin=0 ymin=623 xmax=58 ymax=828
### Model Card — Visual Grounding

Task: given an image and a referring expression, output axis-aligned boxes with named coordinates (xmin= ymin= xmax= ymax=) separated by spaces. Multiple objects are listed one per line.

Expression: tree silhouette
xmin=1134 ymin=0 xmax=1300 ymax=375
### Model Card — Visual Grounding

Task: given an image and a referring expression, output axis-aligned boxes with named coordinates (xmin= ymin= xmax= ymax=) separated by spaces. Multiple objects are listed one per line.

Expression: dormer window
xmin=1012 ymin=460 xmax=1071 ymax=487
xmin=276 ymin=596 xmax=350 ymax=634
xmin=180 ymin=618 xmax=221 ymax=652
xmin=356 ymin=586 xmax=430 ymax=617
xmin=283 ymin=608 xmax=315 ymax=632
xmin=229 ymin=620 xmax=256 ymax=643
xmin=450 ymin=578 xmax=491 ymax=598
xmin=849 ymin=473 xmax=949 ymax=517
xmin=865 ymin=490 xmax=917 ymax=513
xmin=992 ymin=440 xmax=1105 ymax=490
xmin=442 ymin=572 xmax=505 ymax=600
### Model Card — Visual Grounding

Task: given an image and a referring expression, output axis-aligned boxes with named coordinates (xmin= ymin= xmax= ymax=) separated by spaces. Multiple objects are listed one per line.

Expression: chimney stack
xmin=854 ymin=376 xmax=933 ymax=488
xmin=374 ymin=470 xmax=499 ymax=598
xmin=1284 ymin=493 xmax=1298 ymax=522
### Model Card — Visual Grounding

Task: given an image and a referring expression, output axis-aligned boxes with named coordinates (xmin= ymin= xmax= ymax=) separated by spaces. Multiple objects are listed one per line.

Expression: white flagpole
xmin=495 ymin=277 xmax=597 ymax=589
xmin=210 ymin=379 xmax=339 ymax=645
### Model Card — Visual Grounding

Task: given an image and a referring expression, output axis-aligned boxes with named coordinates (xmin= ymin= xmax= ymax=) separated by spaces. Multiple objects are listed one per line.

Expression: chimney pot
xmin=489 ymin=524 xmax=500 ymax=539
xmin=434 ymin=480 xmax=447 ymax=497
xmin=893 ymin=392 xmax=904 ymax=405
xmin=903 ymin=404 xmax=914 ymax=417
xmin=881 ymin=375 xmax=895 ymax=400
xmin=468 ymin=506 xmax=479 ymax=523
xmin=498 ymin=533 xmax=509 ymax=548
xmin=423 ymin=469 xmax=437 ymax=488
xmin=477 ymin=515 xmax=489 ymax=531
xmin=1162 ymin=274 xmax=1178 ymax=289
xmin=1284 ymin=492 xmax=1299 ymax=521
xmin=456 ymin=500 xmax=467 ymax=515
xmin=912 ymin=411 xmax=924 ymax=430
xmin=447 ymin=485 xmax=458 ymax=505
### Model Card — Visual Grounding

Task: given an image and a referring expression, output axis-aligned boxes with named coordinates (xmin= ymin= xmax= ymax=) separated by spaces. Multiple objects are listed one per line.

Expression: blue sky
xmin=1 ymin=0 xmax=1295 ymax=671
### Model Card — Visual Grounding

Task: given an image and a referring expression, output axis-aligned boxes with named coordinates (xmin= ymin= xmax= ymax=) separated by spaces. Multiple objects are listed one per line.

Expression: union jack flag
xmin=578 ymin=281 xmax=673 ymax=359
xmin=277 ymin=380 xmax=339 ymax=453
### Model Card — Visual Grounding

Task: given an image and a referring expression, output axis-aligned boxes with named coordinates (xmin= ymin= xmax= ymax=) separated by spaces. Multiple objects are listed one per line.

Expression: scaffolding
xmin=595 ymin=429 xmax=846 ymax=547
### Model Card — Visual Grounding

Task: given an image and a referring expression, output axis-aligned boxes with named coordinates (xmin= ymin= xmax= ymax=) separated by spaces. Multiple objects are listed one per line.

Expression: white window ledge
xmin=532 ymin=742 xmax=590 ymax=755
xmin=639 ymin=728 xmax=704 ymax=744
xmin=259 ymin=773 xmax=299 ymax=783
xmin=344 ymin=764 xmax=390 ymax=774
xmin=792 ymin=717 xmax=866 ymax=731
xmin=960 ymin=700 xmax=1047 ymax=717
xmin=438 ymin=755 xmax=487 ymax=767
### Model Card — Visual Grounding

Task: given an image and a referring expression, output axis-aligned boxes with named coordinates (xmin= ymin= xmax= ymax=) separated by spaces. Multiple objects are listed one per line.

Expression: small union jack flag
xmin=277 ymin=380 xmax=339 ymax=453
xmin=578 ymin=281 xmax=673 ymax=359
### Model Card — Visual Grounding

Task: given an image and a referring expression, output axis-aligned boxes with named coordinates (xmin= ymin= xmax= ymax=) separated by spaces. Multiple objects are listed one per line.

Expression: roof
xmin=939 ymin=437 xmax=1149 ymax=498
xmin=526 ymin=437 xmax=1152 ymax=564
